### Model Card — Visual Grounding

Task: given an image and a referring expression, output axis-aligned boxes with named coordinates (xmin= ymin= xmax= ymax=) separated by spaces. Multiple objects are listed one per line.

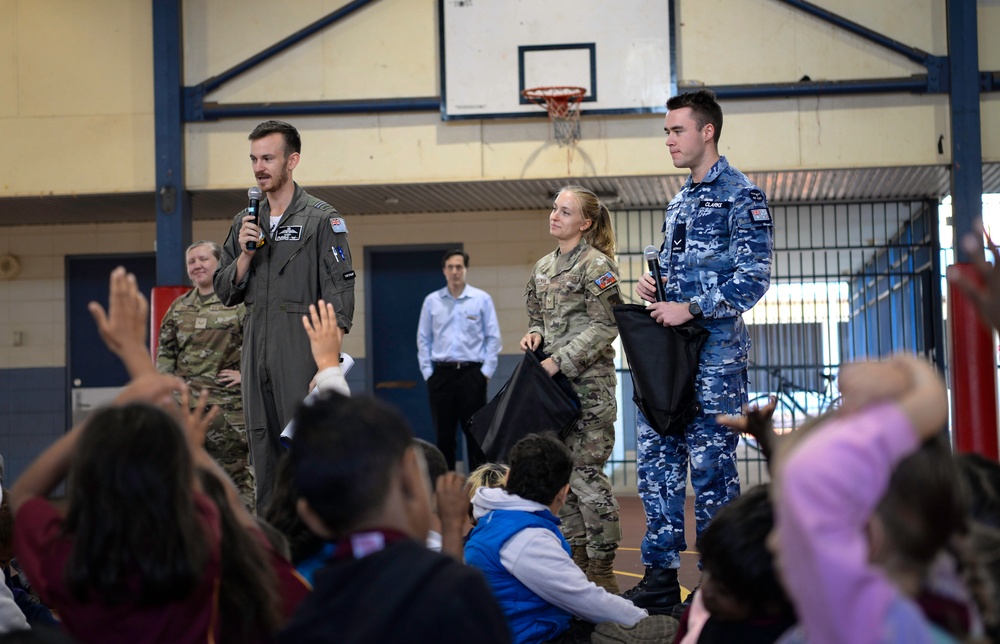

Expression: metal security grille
xmin=607 ymin=199 xmax=942 ymax=489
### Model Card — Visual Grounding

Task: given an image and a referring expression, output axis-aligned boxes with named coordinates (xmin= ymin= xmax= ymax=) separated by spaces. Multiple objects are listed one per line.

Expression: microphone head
xmin=643 ymin=245 xmax=659 ymax=261
xmin=248 ymin=186 xmax=262 ymax=200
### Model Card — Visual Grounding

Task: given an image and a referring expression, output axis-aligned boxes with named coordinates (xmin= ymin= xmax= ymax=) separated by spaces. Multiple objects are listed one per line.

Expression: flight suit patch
xmin=750 ymin=208 xmax=772 ymax=223
xmin=274 ymin=225 xmax=302 ymax=241
xmin=330 ymin=217 xmax=348 ymax=234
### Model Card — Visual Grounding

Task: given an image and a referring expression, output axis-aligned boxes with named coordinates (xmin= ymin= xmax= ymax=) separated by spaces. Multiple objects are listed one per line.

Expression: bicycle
xmin=746 ymin=366 xmax=842 ymax=432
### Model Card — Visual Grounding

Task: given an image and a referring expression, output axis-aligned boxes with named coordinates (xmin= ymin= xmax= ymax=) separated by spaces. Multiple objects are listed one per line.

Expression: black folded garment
xmin=468 ymin=347 xmax=581 ymax=463
xmin=612 ymin=303 xmax=709 ymax=436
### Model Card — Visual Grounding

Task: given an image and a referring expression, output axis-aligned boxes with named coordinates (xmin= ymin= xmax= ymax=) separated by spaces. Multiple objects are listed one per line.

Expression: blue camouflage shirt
xmin=658 ymin=156 xmax=773 ymax=376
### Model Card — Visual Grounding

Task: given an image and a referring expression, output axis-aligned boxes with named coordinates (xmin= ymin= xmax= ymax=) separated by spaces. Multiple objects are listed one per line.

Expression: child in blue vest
xmin=465 ymin=433 xmax=671 ymax=644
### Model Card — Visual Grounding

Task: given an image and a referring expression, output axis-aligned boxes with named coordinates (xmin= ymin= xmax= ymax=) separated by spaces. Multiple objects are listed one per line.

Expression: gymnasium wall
xmin=1 ymin=0 xmax=998 ymax=478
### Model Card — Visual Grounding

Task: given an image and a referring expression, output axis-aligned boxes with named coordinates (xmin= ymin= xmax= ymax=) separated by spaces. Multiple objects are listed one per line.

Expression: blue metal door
xmin=366 ymin=246 xmax=456 ymax=443
xmin=66 ymin=254 xmax=157 ymax=427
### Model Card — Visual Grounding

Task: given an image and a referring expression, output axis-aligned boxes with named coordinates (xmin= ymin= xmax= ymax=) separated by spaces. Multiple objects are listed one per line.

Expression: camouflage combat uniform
xmin=156 ymin=290 xmax=255 ymax=509
xmin=526 ymin=240 xmax=624 ymax=558
xmin=637 ymin=156 xmax=773 ymax=569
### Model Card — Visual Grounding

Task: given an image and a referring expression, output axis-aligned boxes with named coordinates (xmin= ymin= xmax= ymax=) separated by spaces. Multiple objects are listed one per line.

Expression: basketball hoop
xmin=522 ymin=86 xmax=586 ymax=147
xmin=523 ymin=86 xmax=586 ymax=173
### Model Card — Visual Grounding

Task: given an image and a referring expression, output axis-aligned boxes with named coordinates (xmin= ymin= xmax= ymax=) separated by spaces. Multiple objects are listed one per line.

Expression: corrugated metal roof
xmin=0 ymin=164 xmax=991 ymax=226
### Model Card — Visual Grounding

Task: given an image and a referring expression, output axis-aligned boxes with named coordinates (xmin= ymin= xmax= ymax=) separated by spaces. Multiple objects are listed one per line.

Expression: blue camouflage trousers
xmin=635 ymin=372 xmax=744 ymax=569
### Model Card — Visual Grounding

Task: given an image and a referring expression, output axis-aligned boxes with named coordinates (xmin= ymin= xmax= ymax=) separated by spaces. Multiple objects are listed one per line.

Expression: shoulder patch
xmin=750 ymin=207 xmax=772 ymax=223
xmin=594 ymin=271 xmax=618 ymax=291
xmin=748 ymin=189 xmax=766 ymax=203
xmin=330 ymin=217 xmax=348 ymax=234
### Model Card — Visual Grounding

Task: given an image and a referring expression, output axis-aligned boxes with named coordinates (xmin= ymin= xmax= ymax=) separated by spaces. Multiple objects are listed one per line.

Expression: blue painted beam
xmin=775 ymin=0 xmax=933 ymax=66
xmin=948 ymin=0 xmax=984 ymax=263
xmin=704 ymin=76 xmax=932 ymax=100
xmin=152 ymin=0 xmax=191 ymax=286
xmin=200 ymin=0 xmax=379 ymax=94
xmin=196 ymin=97 xmax=440 ymax=121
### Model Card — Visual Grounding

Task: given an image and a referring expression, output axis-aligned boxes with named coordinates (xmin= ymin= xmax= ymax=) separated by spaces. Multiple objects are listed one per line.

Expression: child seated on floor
xmin=414 ymin=438 xmax=469 ymax=560
xmin=278 ymin=391 xmax=511 ymax=644
xmin=10 ymin=268 xmax=307 ymax=644
xmin=466 ymin=462 xmax=510 ymax=528
xmin=766 ymin=355 xmax=977 ymax=644
xmin=0 ymin=488 xmax=55 ymax=631
xmin=672 ymin=485 xmax=795 ymax=644
xmin=465 ymin=432 xmax=673 ymax=644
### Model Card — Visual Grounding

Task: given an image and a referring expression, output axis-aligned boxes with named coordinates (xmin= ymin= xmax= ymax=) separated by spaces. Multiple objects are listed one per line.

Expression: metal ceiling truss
xmin=151 ymin=0 xmax=994 ymax=282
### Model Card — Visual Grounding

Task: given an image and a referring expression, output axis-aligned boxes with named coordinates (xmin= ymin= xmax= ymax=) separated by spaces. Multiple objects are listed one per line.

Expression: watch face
xmin=689 ymin=301 xmax=702 ymax=316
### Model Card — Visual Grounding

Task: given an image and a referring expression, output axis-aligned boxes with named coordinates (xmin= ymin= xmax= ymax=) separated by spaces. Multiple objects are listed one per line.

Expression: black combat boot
xmin=620 ymin=567 xmax=681 ymax=613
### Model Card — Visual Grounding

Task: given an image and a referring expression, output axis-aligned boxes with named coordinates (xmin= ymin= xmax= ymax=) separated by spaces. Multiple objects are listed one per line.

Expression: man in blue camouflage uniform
xmin=623 ymin=89 xmax=773 ymax=612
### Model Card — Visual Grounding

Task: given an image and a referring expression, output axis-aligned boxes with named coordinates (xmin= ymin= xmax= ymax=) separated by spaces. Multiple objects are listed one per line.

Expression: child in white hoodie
xmin=465 ymin=433 xmax=667 ymax=644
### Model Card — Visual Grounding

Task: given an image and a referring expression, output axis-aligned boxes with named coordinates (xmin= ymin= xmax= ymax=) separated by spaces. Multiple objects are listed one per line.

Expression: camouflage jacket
xmin=658 ymin=156 xmax=773 ymax=375
xmin=526 ymin=241 xmax=622 ymax=380
xmin=156 ymin=289 xmax=246 ymax=410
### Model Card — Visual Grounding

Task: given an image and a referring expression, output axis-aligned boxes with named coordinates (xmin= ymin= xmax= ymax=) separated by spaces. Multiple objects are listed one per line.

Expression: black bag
xmin=467 ymin=348 xmax=581 ymax=463
xmin=612 ymin=303 xmax=710 ymax=436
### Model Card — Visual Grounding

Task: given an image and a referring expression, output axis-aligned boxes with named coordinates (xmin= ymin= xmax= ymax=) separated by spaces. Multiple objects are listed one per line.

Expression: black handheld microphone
xmin=245 ymin=186 xmax=262 ymax=251
xmin=644 ymin=245 xmax=665 ymax=302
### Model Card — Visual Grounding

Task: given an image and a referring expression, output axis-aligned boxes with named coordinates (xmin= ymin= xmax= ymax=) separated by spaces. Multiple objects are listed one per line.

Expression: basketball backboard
xmin=439 ymin=0 xmax=676 ymax=120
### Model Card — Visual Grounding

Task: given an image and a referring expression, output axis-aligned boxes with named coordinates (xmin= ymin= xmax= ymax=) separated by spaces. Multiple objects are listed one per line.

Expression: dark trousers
xmin=427 ymin=364 xmax=488 ymax=471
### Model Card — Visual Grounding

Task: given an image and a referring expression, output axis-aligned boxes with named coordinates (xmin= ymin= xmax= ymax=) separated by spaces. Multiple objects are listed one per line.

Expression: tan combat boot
xmin=588 ymin=555 xmax=620 ymax=594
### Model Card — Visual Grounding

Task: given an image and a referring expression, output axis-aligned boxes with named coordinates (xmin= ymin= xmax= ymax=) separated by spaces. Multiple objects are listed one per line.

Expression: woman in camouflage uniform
xmin=157 ymin=241 xmax=254 ymax=508
xmin=520 ymin=186 xmax=624 ymax=592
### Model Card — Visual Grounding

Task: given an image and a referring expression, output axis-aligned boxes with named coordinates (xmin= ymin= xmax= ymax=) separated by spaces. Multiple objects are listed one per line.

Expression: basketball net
xmin=522 ymin=86 xmax=586 ymax=174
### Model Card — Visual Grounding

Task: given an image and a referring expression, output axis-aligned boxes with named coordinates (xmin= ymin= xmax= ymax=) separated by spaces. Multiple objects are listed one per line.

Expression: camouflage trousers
xmin=203 ymin=408 xmax=256 ymax=512
xmin=635 ymin=370 xmax=745 ymax=569
xmin=559 ymin=373 xmax=621 ymax=559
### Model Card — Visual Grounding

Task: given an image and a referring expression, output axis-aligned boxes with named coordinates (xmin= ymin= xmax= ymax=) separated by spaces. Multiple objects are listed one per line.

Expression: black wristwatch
xmin=688 ymin=300 xmax=703 ymax=318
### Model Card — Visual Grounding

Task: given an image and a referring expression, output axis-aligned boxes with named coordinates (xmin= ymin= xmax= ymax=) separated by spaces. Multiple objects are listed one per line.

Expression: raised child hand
xmin=302 ymin=300 xmax=344 ymax=372
xmin=437 ymin=472 xmax=471 ymax=561
xmin=177 ymin=385 xmax=220 ymax=452
xmin=114 ymin=372 xmax=186 ymax=408
xmin=718 ymin=396 xmax=778 ymax=464
xmin=88 ymin=266 xmax=154 ymax=376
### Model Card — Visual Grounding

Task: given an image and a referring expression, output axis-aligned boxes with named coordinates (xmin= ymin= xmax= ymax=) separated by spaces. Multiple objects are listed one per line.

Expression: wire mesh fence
xmin=606 ymin=199 xmax=941 ymax=489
